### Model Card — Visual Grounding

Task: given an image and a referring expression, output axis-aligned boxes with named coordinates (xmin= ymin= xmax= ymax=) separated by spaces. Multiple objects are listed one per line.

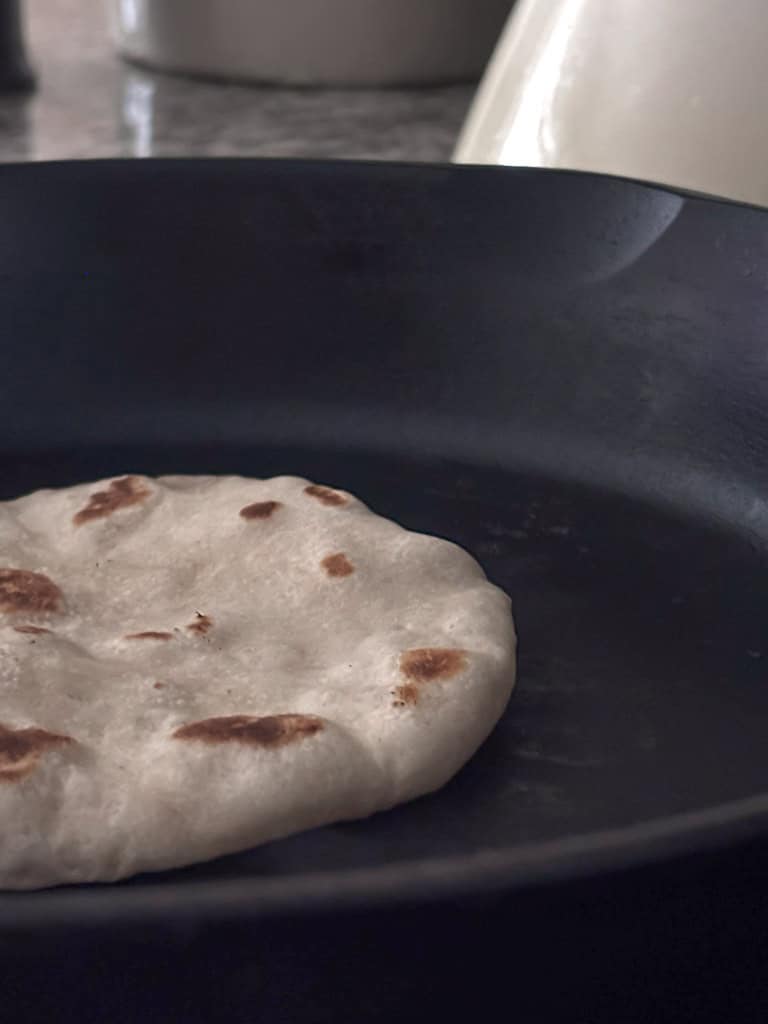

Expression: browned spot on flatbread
xmin=173 ymin=713 xmax=324 ymax=748
xmin=153 ymin=681 xmax=165 ymax=690
xmin=393 ymin=648 xmax=469 ymax=707
xmin=240 ymin=500 xmax=282 ymax=520
xmin=0 ymin=723 xmax=74 ymax=783
xmin=392 ymin=682 xmax=419 ymax=707
xmin=401 ymin=647 xmax=468 ymax=683
xmin=187 ymin=613 xmax=213 ymax=636
xmin=125 ymin=631 xmax=174 ymax=641
xmin=73 ymin=475 xmax=151 ymax=526
xmin=13 ymin=625 xmax=51 ymax=635
xmin=0 ymin=569 xmax=62 ymax=615
xmin=304 ymin=484 xmax=348 ymax=507
xmin=321 ymin=552 xmax=355 ymax=578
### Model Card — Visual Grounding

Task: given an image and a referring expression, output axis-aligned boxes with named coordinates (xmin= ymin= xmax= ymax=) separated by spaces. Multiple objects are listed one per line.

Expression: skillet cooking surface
xmin=0 ymin=160 xmax=767 ymax=924
xmin=2 ymin=445 xmax=767 ymax=880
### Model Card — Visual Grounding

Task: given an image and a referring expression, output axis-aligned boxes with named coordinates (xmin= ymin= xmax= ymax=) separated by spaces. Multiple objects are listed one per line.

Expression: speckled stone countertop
xmin=0 ymin=0 xmax=474 ymax=163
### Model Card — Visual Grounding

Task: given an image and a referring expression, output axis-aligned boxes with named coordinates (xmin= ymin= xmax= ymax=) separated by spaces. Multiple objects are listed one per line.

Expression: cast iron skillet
xmin=1 ymin=160 xmax=768 ymax=1022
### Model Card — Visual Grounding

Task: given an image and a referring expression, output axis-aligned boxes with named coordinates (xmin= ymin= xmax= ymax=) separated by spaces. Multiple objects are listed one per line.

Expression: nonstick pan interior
xmin=1 ymin=159 xmax=768 ymax=926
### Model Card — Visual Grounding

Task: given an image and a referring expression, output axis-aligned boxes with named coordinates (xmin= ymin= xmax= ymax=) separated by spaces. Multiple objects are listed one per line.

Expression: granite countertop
xmin=0 ymin=0 xmax=475 ymax=163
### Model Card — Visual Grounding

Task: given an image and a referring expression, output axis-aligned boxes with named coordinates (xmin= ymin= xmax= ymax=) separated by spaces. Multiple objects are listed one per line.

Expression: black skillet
xmin=1 ymin=159 xmax=768 ymax=1022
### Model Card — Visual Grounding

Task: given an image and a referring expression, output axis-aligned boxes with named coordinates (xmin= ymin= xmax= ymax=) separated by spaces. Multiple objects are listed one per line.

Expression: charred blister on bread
xmin=186 ymin=613 xmax=213 ymax=636
xmin=0 ymin=569 xmax=62 ymax=615
xmin=239 ymin=500 xmax=282 ymax=520
xmin=73 ymin=476 xmax=151 ymax=526
xmin=321 ymin=553 xmax=355 ymax=578
xmin=393 ymin=648 xmax=468 ymax=706
xmin=304 ymin=484 xmax=348 ymax=507
xmin=172 ymin=714 xmax=324 ymax=748
xmin=125 ymin=631 xmax=174 ymax=641
xmin=0 ymin=723 xmax=74 ymax=783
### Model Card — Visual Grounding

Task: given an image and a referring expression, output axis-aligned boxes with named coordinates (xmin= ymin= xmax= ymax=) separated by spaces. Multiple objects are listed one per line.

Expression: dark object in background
xmin=1 ymin=159 xmax=768 ymax=1021
xmin=0 ymin=0 xmax=33 ymax=91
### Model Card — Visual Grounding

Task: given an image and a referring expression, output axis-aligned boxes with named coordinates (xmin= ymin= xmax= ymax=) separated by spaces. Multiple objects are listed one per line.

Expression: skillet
xmin=1 ymin=159 xmax=767 ymax=1021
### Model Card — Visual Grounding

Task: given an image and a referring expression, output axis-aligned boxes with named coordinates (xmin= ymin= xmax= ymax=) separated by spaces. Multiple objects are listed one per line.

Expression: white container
xmin=455 ymin=0 xmax=768 ymax=207
xmin=109 ymin=0 xmax=513 ymax=87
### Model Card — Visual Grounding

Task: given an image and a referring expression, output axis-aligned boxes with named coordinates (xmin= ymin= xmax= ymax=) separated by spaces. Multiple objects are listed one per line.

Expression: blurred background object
xmin=0 ymin=0 xmax=507 ymax=162
xmin=109 ymin=0 xmax=513 ymax=87
xmin=455 ymin=0 xmax=768 ymax=207
xmin=0 ymin=0 xmax=33 ymax=91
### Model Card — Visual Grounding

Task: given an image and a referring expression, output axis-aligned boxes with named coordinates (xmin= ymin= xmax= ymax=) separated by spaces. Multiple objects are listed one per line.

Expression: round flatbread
xmin=0 ymin=474 xmax=516 ymax=889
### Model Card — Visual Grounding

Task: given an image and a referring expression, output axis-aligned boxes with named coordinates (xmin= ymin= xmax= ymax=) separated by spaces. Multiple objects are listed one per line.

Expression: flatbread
xmin=0 ymin=474 xmax=516 ymax=889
